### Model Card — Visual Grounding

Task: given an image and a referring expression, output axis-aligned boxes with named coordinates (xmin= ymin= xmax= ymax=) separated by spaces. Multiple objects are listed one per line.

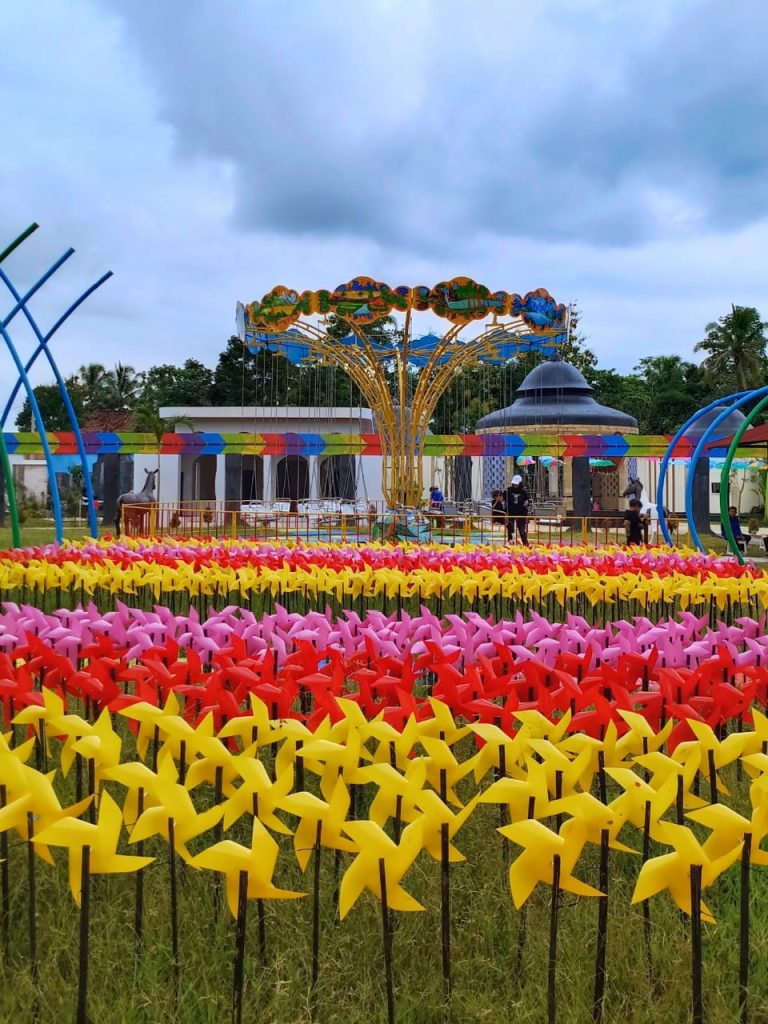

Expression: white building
xmin=138 ymin=406 xmax=386 ymax=506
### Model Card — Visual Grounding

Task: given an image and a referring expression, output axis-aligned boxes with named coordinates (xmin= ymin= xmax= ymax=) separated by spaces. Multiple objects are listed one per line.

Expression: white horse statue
xmin=115 ymin=468 xmax=158 ymax=537
xmin=621 ymin=476 xmax=660 ymax=539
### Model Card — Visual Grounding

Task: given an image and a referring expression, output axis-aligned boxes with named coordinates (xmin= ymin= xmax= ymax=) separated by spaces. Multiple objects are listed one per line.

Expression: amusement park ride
xmin=0 ymin=223 xmax=761 ymax=554
xmin=236 ymin=277 xmax=568 ymax=508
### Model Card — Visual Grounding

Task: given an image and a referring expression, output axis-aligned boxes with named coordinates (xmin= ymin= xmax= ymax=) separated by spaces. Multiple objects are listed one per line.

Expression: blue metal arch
xmin=0 ymin=319 xmax=64 ymax=543
xmin=656 ymin=392 xmax=748 ymax=545
xmin=0 ymin=267 xmax=113 ymax=539
xmin=684 ymin=388 xmax=768 ymax=551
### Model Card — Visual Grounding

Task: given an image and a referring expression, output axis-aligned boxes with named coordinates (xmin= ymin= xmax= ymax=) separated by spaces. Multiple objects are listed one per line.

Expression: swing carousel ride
xmin=237 ymin=277 xmax=568 ymax=509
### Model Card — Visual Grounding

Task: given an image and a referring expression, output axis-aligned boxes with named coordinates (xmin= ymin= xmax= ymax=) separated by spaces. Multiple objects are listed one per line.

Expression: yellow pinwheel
xmin=362 ymin=760 xmax=428 ymax=831
xmin=221 ymin=744 xmax=295 ymax=834
xmin=280 ymin=774 xmax=357 ymax=871
xmin=469 ymin=723 xmax=528 ymax=786
xmin=415 ymin=788 xmax=481 ymax=863
xmin=128 ymin=749 xmax=222 ymax=862
xmin=35 ymin=791 xmax=153 ymax=905
xmin=413 ymin=736 xmax=477 ymax=807
xmin=500 ymin=818 xmax=602 ymax=908
xmin=631 ymin=820 xmax=743 ymax=922
xmin=191 ymin=818 xmax=304 ymax=917
xmin=71 ymin=708 xmax=122 ymax=791
xmin=339 ymin=819 xmax=424 ymax=919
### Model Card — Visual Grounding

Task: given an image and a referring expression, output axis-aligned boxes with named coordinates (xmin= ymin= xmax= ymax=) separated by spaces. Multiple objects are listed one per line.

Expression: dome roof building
xmin=476 ymin=353 xmax=638 ymax=431
xmin=476 ymin=352 xmax=639 ymax=515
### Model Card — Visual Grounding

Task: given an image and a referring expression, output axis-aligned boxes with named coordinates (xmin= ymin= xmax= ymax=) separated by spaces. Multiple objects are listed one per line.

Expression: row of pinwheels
xmin=1 ymin=537 xmax=751 ymax=577
xmin=0 ymin=540 xmax=763 ymax=619
xmin=1 ymin=605 xmax=768 ymax=744
xmin=3 ymin=694 xmax=768 ymax=1023
xmin=4 ymin=601 xmax=768 ymax=671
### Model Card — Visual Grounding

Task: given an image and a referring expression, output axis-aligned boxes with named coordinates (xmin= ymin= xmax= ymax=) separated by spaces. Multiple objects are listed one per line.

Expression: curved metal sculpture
xmin=658 ymin=387 xmax=768 ymax=560
xmin=0 ymin=225 xmax=112 ymax=545
xmin=656 ymin=393 xmax=747 ymax=547
xmin=239 ymin=277 xmax=567 ymax=507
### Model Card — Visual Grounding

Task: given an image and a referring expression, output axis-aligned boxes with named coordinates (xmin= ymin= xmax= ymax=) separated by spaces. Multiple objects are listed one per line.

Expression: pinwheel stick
xmin=440 ymin=821 xmax=452 ymax=1006
xmin=26 ymin=812 xmax=37 ymax=988
xmin=379 ymin=858 xmax=395 ymax=1024
xmin=641 ymin=801 xmax=653 ymax=984
xmin=0 ymin=785 xmax=9 ymax=958
xmin=690 ymin=864 xmax=703 ymax=1024
xmin=548 ymin=854 xmax=561 ymax=1024
xmin=592 ymin=829 xmax=609 ymax=1024
xmin=76 ymin=845 xmax=91 ymax=1024
xmin=740 ymin=834 xmax=752 ymax=1024
xmin=311 ymin=820 xmax=322 ymax=997
xmin=168 ymin=817 xmax=180 ymax=995
xmin=257 ymin=898 xmax=267 ymax=968
xmin=232 ymin=870 xmax=248 ymax=1024
xmin=134 ymin=788 xmax=145 ymax=956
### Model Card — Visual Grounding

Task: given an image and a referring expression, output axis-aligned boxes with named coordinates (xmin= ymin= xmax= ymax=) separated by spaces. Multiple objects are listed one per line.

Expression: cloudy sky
xmin=2 ymin=0 xmax=767 ymax=389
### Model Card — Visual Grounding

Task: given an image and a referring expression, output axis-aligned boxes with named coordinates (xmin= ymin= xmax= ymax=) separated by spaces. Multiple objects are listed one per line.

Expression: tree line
xmin=15 ymin=305 xmax=768 ymax=437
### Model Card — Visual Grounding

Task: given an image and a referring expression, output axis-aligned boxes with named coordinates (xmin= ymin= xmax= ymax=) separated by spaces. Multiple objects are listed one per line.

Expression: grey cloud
xmin=95 ymin=0 xmax=768 ymax=249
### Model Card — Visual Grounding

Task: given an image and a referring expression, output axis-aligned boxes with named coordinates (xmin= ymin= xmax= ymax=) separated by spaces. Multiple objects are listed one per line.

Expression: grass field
xmin=1 ymin=729 xmax=767 ymax=1024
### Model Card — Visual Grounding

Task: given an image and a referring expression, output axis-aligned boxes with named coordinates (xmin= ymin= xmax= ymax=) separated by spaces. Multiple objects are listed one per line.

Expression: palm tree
xmin=133 ymin=406 xmax=196 ymax=491
xmin=695 ymin=306 xmax=768 ymax=393
xmin=77 ymin=364 xmax=110 ymax=413
xmin=104 ymin=363 xmax=144 ymax=409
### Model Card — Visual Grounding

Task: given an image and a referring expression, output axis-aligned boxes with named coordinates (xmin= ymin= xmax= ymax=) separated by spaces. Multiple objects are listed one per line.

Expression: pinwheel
xmin=340 ymin=819 xmax=425 ymax=1024
xmin=632 ymin=819 xmax=744 ymax=1024
xmin=687 ymin=802 xmax=768 ymax=1024
xmin=363 ymin=760 xmax=428 ymax=840
xmin=501 ymin=817 xmax=603 ymax=1024
xmin=280 ymin=775 xmax=358 ymax=996
xmin=128 ymin=748 xmax=223 ymax=985
xmin=192 ymin=819 xmax=305 ymax=1024
xmin=35 ymin=791 xmax=153 ymax=1024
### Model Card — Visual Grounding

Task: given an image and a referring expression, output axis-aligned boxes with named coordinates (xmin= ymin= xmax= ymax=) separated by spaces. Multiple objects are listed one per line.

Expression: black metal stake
xmin=0 ymin=785 xmax=9 ymax=958
xmin=232 ymin=869 xmax=248 ymax=1024
xmin=641 ymin=801 xmax=653 ymax=985
xmin=592 ymin=829 xmax=609 ymax=1023
xmin=690 ymin=863 xmax=704 ymax=1024
xmin=739 ymin=833 xmax=752 ymax=1024
xmin=548 ymin=854 xmax=561 ymax=1024
xmin=379 ymin=858 xmax=395 ymax=1024
xmin=707 ymin=749 xmax=718 ymax=805
xmin=168 ymin=817 xmax=180 ymax=999
xmin=27 ymin=812 xmax=37 ymax=990
xmin=76 ymin=845 xmax=91 ymax=1024
xmin=311 ymin=820 xmax=322 ymax=998
xmin=134 ymin=787 xmax=146 ymax=956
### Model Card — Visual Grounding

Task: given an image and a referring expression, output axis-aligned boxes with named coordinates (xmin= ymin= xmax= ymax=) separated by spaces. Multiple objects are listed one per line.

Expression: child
xmin=623 ymin=498 xmax=645 ymax=545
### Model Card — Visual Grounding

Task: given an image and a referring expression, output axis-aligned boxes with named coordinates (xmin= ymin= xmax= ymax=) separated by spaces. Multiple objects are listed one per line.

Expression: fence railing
xmin=119 ymin=500 xmax=687 ymax=547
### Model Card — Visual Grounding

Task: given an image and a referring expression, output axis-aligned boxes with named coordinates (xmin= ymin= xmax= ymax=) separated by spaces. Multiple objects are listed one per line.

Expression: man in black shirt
xmin=505 ymin=474 xmax=531 ymax=544
xmin=623 ymin=498 xmax=645 ymax=545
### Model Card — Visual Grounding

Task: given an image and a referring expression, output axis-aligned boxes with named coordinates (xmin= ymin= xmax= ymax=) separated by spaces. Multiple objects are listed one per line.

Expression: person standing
xmin=623 ymin=498 xmax=646 ymax=545
xmin=505 ymin=474 xmax=531 ymax=544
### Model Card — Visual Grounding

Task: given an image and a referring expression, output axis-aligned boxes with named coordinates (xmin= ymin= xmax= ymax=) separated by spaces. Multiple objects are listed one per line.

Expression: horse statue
xmin=621 ymin=475 xmax=666 ymax=539
xmin=115 ymin=468 xmax=158 ymax=537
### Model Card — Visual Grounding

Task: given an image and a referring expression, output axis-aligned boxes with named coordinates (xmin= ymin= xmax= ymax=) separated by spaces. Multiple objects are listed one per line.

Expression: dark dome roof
xmin=683 ymin=405 xmax=746 ymax=440
xmin=476 ymin=353 xmax=638 ymax=430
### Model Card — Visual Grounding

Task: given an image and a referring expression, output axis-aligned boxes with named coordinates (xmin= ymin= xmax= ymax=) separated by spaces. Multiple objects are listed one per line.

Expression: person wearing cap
xmin=505 ymin=474 xmax=531 ymax=544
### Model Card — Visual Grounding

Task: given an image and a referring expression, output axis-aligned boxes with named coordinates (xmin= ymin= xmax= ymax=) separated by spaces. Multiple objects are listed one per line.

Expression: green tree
xmin=102 ymin=363 xmax=143 ymax=409
xmin=77 ymin=364 xmax=111 ymax=411
xmin=694 ymin=305 xmax=768 ymax=394
xmin=15 ymin=379 xmax=84 ymax=431
xmin=632 ymin=356 xmax=703 ymax=433
xmin=139 ymin=359 xmax=214 ymax=409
